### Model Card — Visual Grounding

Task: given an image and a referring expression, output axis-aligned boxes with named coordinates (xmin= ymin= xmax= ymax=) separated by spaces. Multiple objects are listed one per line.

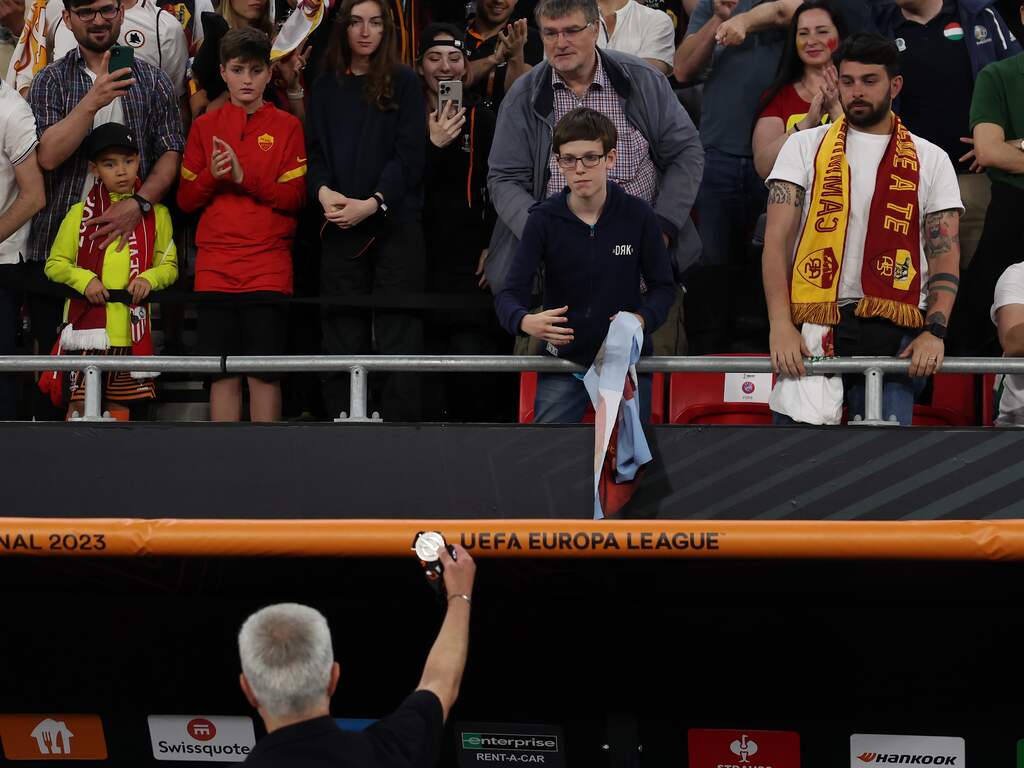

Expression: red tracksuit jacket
xmin=177 ymin=101 xmax=306 ymax=294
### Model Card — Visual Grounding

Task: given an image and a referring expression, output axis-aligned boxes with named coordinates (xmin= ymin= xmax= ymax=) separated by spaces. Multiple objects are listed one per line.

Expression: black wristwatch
xmin=372 ymin=192 xmax=388 ymax=217
xmin=924 ymin=322 xmax=947 ymax=340
xmin=132 ymin=193 xmax=152 ymax=214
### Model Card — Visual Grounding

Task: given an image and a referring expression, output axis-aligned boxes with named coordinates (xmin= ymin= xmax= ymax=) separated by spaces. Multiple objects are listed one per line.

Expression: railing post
xmin=334 ymin=364 xmax=381 ymax=423
xmin=850 ymin=366 xmax=897 ymax=427
xmin=69 ymin=365 xmax=115 ymax=422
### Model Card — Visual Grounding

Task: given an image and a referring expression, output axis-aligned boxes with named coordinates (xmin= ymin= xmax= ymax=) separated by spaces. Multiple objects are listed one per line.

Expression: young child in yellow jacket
xmin=45 ymin=123 xmax=177 ymax=412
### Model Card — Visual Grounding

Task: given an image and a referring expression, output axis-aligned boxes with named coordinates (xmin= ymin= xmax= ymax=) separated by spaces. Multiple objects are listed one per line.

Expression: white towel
xmin=768 ymin=323 xmax=843 ymax=425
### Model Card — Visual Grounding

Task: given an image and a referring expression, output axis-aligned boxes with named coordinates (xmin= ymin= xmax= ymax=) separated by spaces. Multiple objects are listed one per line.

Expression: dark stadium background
xmin=2 ymin=555 xmax=1022 ymax=765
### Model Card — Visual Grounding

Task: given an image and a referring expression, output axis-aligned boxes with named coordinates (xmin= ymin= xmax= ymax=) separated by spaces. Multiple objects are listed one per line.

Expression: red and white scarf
xmin=61 ymin=180 xmax=157 ymax=364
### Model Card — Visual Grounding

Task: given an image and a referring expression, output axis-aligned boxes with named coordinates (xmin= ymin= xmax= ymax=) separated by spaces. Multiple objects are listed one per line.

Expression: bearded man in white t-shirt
xmin=763 ymin=33 xmax=964 ymax=425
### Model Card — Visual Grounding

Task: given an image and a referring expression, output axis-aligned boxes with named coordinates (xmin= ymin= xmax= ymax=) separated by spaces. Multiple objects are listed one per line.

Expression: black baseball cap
xmin=84 ymin=122 xmax=139 ymax=160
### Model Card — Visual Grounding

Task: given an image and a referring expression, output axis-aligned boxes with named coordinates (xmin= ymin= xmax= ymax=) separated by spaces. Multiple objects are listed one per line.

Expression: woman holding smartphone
xmin=308 ymin=0 xmax=427 ymax=421
xmin=415 ymin=24 xmax=511 ymax=421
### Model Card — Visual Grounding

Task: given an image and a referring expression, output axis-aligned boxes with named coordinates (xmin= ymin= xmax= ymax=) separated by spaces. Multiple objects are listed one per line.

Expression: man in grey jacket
xmin=485 ymin=0 xmax=703 ymax=334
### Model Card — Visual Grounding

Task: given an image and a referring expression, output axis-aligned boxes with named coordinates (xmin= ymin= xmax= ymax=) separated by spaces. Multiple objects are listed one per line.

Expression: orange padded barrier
xmin=2 ymin=518 xmax=1024 ymax=560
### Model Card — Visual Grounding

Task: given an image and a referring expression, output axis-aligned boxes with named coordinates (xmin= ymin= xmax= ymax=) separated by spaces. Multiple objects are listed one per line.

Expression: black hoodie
xmin=494 ymin=181 xmax=675 ymax=365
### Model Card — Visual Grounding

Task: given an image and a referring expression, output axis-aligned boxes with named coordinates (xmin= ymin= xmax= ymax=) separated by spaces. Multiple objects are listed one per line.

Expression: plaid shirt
xmin=27 ymin=48 xmax=184 ymax=262
xmin=546 ymin=56 xmax=658 ymax=202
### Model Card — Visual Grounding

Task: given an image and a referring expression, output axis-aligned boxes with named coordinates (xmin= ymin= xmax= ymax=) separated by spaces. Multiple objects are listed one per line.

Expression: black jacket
xmin=494 ymin=181 xmax=675 ymax=365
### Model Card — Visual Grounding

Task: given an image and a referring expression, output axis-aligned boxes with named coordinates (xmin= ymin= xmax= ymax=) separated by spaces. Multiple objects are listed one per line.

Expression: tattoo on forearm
xmin=928 ymin=272 xmax=960 ymax=287
xmin=768 ymin=181 xmax=805 ymax=208
xmin=923 ymin=209 xmax=961 ymax=261
xmin=926 ymin=312 xmax=948 ymax=327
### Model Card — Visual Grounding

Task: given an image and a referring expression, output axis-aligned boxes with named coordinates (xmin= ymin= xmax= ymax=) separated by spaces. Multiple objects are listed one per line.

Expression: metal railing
xmin=0 ymin=355 xmax=1017 ymax=424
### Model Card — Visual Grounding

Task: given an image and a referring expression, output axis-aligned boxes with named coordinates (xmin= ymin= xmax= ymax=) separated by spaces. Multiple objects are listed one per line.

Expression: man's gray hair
xmin=238 ymin=603 xmax=334 ymax=718
xmin=534 ymin=0 xmax=599 ymax=26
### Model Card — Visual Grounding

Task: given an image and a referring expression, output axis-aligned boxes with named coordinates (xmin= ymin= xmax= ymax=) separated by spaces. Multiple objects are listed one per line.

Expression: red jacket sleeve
xmin=238 ymin=117 xmax=307 ymax=213
xmin=177 ymin=119 xmax=217 ymax=213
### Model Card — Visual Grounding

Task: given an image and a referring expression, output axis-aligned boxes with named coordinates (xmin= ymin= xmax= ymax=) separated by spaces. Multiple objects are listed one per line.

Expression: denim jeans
xmin=694 ymin=148 xmax=767 ymax=268
xmin=534 ymin=372 xmax=653 ymax=425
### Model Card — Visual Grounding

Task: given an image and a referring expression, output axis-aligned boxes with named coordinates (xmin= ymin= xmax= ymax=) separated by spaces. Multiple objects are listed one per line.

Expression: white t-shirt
xmin=0 ymin=80 xmax=40 ymax=265
xmin=990 ymin=262 xmax=1024 ymax=426
xmin=596 ymin=0 xmax=675 ymax=68
xmin=53 ymin=0 xmax=188 ymax=96
xmin=80 ymin=67 xmax=126 ymax=200
xmin=768 ymin=123 xmax=964 ymax=308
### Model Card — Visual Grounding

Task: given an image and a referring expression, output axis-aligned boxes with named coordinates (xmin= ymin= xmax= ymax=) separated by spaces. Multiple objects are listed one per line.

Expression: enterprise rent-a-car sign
xmin=456 ymin=722 xmax=564 ymax=766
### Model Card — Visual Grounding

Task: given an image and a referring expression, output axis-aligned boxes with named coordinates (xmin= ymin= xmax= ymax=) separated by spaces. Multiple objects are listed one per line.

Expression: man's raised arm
xmin=416 ymin=544 xmax=476 ymax=722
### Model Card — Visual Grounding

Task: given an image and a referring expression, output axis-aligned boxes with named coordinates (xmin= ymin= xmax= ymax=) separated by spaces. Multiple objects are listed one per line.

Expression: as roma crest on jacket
xmin=258 ymin=133 xmax=275 ymax=152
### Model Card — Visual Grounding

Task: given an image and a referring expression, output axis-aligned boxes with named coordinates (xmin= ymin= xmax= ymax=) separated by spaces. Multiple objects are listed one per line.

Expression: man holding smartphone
xmin=24 ymin=0 xmax=183 ymax=407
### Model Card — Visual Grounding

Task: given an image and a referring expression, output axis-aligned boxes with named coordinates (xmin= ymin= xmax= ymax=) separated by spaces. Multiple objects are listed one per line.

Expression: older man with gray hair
xmin=237 ymin=545 xmax=475 ymax=767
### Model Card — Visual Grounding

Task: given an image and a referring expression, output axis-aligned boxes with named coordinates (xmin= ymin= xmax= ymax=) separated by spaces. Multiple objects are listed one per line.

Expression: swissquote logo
xmin=187 ymin=718 xmax=216 ymax=740
xmin=688 ymin=728 xmax=800 ymax=768
xmin=148 ymin=715 xmax=255 ymax=762
xmin=850 ymin=734 xmax=964 ymax=767
xmin=0 ymin=714 xmax=107 ymax=760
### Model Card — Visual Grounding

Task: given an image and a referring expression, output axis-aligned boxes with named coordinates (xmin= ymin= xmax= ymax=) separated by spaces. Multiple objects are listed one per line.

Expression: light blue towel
xmin=583 ymin=314 xmax=653 ymax=519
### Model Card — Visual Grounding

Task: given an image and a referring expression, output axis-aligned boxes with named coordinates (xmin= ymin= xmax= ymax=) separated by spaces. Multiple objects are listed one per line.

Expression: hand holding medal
xmin=412 ymin=532 xmax=475 ymax=607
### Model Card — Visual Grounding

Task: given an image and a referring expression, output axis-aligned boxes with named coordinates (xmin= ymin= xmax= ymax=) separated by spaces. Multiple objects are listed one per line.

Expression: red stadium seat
xmin=518 ymin=372 xmax=664 ymax=424
xmin=669 ymin=354 xmax=775 ymax=425
xmin=981 ymin=373 xmax=997 ymax=427
xmin=911 ymin=373 xmax=976 ymax=426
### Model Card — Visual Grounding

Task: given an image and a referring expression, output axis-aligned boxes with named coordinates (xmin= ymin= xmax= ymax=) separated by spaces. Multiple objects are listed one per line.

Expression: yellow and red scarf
xmin=790 ymin=114 xmax=923 ymax=329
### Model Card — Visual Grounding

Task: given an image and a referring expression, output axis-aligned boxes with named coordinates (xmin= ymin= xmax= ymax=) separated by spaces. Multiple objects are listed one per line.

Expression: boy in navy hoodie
xmin=495 ymin=108 xmax=675 ymax=424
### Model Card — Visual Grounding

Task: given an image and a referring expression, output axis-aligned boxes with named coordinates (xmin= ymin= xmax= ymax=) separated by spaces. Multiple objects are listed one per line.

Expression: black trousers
xmin=320 ymin=217 xmax=425 ymax=420
xmin=958 ymin=180 xmax=1024 ymax=356
xmin=0 ymin=261 xmax=63 ymax=420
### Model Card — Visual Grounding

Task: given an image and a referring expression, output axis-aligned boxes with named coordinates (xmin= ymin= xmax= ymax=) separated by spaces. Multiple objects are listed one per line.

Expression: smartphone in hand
xmin=108 ymin=44 xmax=135 ymax=81
xmin=437 ymin=80 xmax=463 ymax=116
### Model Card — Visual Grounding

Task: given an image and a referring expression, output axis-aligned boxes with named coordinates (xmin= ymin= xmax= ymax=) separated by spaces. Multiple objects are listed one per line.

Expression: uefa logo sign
xmin=186 ymin=719 xmax=217 ymax=742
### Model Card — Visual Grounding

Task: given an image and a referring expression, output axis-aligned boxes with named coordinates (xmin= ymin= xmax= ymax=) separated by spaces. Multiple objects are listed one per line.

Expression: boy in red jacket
xmin=177 ymin=27 xmax=306 ymax=422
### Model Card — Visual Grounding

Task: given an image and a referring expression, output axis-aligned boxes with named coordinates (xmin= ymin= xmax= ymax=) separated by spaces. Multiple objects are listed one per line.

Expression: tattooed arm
xmin=921 ymin=208 xmax=962 ymax=328
xmin=763 ymin=179 xmax=809 ymax=377
xmin=900 ymin=208 xmax=962 ymax=377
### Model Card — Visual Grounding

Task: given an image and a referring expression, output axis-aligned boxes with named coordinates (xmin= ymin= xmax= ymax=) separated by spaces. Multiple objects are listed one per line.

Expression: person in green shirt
xmin=962 ymin=16 xmax=1024 ymax=356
